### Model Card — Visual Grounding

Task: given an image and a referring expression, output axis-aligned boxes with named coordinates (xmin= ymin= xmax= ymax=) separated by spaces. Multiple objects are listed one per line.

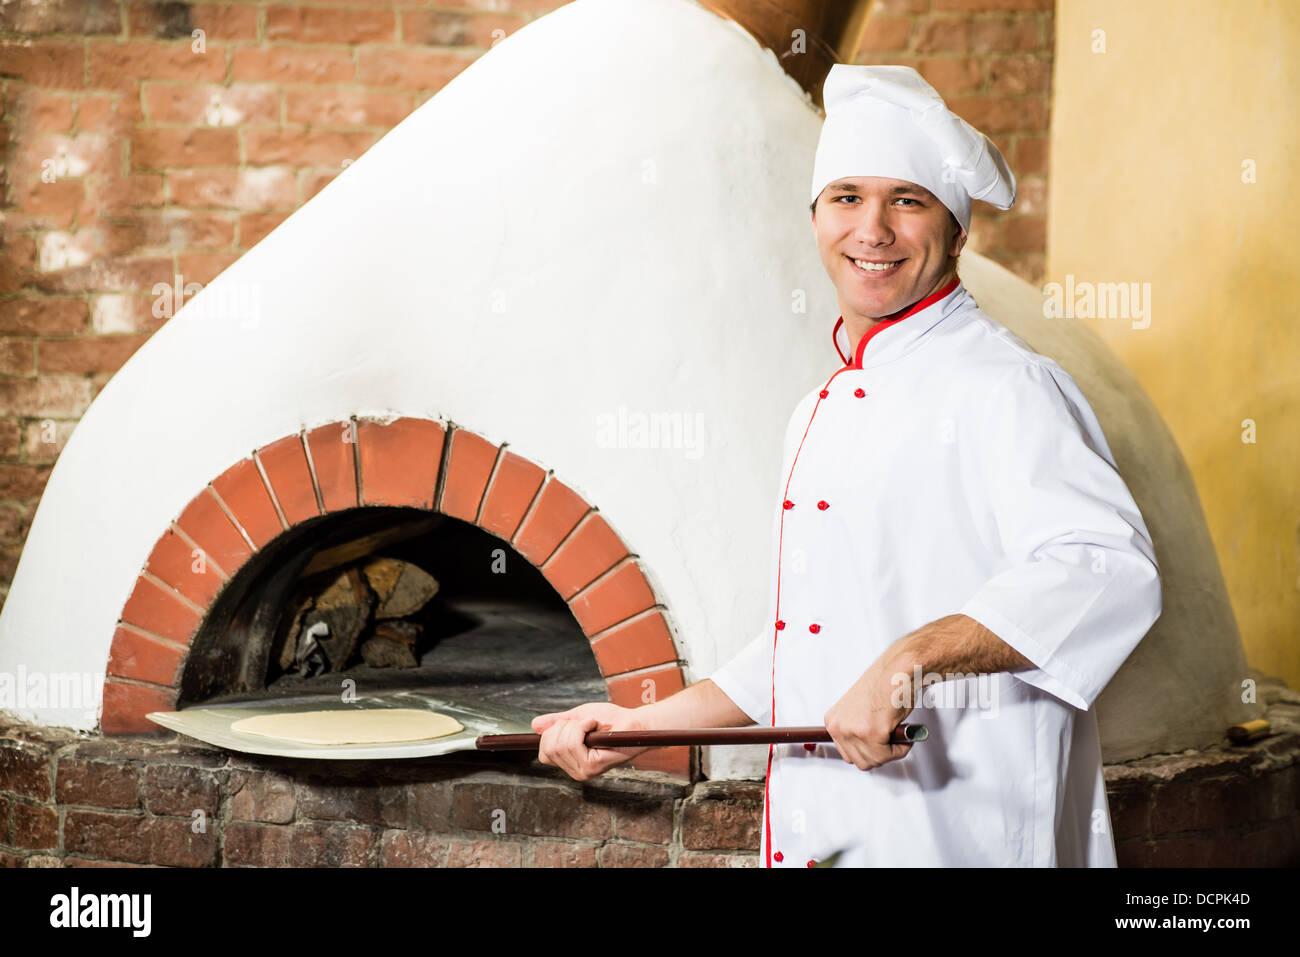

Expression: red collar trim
xmin=831 ymin=276 xmax=961 ymax=369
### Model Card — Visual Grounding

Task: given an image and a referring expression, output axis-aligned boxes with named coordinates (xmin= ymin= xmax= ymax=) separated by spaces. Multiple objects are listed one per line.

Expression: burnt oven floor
xmin=196 ymin=596 xmax=610 ymax=719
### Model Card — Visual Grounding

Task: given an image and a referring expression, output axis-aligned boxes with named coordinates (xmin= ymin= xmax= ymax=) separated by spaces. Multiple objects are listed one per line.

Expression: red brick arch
xmin=102 ymin=416 xmax=689 ymax=777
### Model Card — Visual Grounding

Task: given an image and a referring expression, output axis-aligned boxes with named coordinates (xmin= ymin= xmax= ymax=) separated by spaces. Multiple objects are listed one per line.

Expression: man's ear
xmin=950 ymin=218 xmax=968 ymax=258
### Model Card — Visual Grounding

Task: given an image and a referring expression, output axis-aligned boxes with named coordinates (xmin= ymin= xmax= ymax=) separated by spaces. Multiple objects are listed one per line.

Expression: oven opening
xmin=179 ymin=506 xmax=606 ymax=715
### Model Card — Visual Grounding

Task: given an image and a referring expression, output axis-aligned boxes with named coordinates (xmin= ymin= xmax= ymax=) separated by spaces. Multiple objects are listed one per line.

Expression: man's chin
xmin=852 ymin=293 xmax=907 ymax=321
xmin=839 ymin=273 xmax=912 ymax=317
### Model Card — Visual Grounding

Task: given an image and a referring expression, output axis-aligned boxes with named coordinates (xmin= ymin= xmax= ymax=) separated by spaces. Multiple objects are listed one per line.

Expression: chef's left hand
xmin=824 ymin=652 xmax=914 ymax=771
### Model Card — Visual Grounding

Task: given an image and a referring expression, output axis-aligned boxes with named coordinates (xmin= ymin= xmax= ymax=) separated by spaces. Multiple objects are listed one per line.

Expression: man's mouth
xmin=845 ymin=254 xmax=904 ymax=274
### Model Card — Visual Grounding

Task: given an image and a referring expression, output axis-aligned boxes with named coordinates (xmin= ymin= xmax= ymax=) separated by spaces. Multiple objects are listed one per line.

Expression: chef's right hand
xmin=532 ymin=703 xmax=648 ymax=782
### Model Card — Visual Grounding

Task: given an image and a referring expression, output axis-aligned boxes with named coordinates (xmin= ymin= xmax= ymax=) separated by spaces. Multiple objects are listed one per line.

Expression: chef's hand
xmin=532 ymin=703 xmax=649 ymax=782
xmin=824 ymin=656 xmax=915 ymax=771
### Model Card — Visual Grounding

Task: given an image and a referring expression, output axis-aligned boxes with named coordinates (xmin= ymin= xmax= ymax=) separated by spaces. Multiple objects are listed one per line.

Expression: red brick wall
xmin=0 ymin=0 xmax=1054 ymax=603
xmin=0 ymin=2 xmax=533 ymax=600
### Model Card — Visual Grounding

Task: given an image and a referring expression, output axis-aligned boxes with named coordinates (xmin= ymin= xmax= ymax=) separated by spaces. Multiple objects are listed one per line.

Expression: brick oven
xmin=100 ymin=417 xmax=690 ymax=768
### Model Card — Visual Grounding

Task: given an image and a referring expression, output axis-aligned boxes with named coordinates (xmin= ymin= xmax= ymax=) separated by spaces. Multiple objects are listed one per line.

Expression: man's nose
xmin=852 ymin=202 xmax=894 ymax=246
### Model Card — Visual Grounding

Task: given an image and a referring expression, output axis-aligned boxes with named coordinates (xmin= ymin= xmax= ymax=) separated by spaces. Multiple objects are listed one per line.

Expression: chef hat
xmin=810 ymin=64 xmax=1016 ymax=234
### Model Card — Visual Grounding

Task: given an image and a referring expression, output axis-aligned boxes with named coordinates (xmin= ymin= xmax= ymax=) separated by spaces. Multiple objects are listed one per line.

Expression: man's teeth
xmin=852 ymin=258 xmax=900 ymax=271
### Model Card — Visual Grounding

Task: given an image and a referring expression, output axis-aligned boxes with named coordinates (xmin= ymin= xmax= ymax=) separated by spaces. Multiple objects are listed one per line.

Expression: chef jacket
xmin=709 ymin=277 xmax=1162 ymax=867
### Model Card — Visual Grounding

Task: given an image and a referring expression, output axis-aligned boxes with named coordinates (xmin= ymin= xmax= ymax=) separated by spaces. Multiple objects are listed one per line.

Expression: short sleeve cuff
xmin=959 ymin=598 xmax=1101 ymax=711
xmin=706 ymin=664 xmax=771 ymax=727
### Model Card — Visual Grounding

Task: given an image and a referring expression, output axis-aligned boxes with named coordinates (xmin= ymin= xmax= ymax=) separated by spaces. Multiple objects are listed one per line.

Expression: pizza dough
xmin=230 ymin=708 xmax=463 ymax=745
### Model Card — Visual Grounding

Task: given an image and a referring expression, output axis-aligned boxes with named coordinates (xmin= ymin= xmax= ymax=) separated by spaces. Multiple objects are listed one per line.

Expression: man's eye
xmin=833 ymin=196 xmax=920 ymax=206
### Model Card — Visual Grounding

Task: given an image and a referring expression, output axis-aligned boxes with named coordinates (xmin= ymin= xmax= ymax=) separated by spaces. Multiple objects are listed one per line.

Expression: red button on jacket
xmin=819 ymin=389 xmax=829 ymax=398
xmin=773 ymin=851 xmax=784 ymax=863
xmin=854 ymin=388 xmax=865 ymax=398
xmin=808 ymin=623 xmax=821 ymax=634
xmin=783 ymin=499 xmax=794 ymax=510
xmin=817 ymin=500 xmax=829 ymax=510
xmin=775 ymin=620 xmax=785 ymax=630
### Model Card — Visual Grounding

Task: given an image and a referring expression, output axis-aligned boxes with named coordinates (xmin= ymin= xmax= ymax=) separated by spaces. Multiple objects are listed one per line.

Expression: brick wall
xmin=0 ymin=0 xmax=1054 ymax=601
xmin=4 ymin=696 xmax=1298 ymax=867
xmin=0 ymin=2 xmax=540 ymax=602
xmin=0 ymin=719 xmax=761 ymax=867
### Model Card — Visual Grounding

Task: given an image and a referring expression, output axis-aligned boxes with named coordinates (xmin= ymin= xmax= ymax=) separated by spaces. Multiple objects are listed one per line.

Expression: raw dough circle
xmin=230 ymin=708 xmax=463 ymax=745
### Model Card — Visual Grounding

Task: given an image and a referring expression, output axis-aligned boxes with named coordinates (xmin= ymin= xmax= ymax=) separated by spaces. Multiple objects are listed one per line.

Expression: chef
xmin=534 ymin=65 xmax=1162 ymax=867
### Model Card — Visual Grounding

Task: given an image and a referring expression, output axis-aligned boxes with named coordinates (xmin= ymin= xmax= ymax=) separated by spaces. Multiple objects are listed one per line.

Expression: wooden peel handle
xmin=476 ymin=723 xmax=927 ymax=750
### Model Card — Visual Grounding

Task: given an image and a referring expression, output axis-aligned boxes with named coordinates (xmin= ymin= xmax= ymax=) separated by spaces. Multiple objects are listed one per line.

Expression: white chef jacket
xmin=709 ymin=278 xmax=1162 ymax=867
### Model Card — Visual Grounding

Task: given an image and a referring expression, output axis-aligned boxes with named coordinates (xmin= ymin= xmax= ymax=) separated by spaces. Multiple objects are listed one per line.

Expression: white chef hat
xmin=810 ymin=64 xmax=1016 ymax=234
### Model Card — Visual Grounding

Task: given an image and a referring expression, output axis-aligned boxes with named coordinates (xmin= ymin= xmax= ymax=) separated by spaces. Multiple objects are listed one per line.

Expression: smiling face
xmin=811 ymin=176 xmax=966 ymax=322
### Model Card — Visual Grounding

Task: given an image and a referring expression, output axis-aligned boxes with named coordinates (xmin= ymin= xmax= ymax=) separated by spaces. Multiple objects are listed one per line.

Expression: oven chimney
xmin=697 ymin=0 xmax=875 ymax=109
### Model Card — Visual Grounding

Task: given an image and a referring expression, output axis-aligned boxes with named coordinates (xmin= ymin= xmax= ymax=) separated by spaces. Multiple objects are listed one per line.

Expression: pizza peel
xmin=146 ymin=690 xmax=926 ymax=760
xmin=476 ymin=724 xmax=928 ymax=750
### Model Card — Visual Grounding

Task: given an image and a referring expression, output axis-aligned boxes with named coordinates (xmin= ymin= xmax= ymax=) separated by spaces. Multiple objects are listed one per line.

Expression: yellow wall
xmin=1050 ymin=0 xmax=1300 ymax=687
